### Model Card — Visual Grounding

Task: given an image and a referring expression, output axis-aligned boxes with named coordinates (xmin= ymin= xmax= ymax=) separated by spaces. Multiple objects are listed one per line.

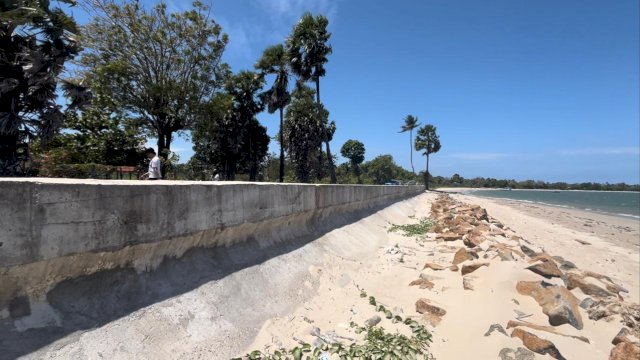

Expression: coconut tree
xmin=0 ymin=0 xmax=90 ymax=175
xmin=286 ymin=12 xmax=336 ymax=183
xmin=256 ymin=44 xmax=290 ymax=182
xmin=399 ymin=115 xmax=421 ymax=174
xmin=415 ymin=124 xmax=441 ymax=190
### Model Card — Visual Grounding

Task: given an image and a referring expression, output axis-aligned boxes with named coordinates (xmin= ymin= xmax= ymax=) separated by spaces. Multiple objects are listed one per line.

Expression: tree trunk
xmin=279 ymin=107 xmax=285 ymax=182
xmin=315 ymin=77 xmax=323 ymax=180
xmin=410 ymin=130 xmax=415 ymax=174
xmin=165 ymin=132 xmax=172 ymax=157
xmin=316 ymin=77 xmax=336 ymax=184
xmin=425 ymin=154 xmax=430 ymax=190
xmin=0 ymin=133 xmax=19 ymax=176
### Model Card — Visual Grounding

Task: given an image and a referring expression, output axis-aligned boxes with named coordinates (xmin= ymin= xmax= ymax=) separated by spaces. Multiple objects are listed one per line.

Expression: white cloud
xmin=447 ymin=153 xmax=510 ymax=160
xmin=258 ymin=0 xmax=339 ymax=20
xmin=557 ymin=147 xmax=640 ymax=156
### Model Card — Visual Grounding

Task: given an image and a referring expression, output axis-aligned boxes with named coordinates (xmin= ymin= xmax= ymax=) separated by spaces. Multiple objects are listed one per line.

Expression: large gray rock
xmin=516 ymin=280 xmax=583 ymax=330
xmin=499 ymin=347 xmax=536 ymax=360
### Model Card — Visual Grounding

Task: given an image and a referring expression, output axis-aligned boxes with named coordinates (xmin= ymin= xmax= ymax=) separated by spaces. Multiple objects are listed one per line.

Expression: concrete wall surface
xmin=0 ymin=178 xmax=422 ymax=323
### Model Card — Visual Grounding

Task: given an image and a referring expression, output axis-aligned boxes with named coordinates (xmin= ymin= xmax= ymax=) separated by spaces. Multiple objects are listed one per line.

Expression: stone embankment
xmin=411 ymin=194 xmax=639 ymax=360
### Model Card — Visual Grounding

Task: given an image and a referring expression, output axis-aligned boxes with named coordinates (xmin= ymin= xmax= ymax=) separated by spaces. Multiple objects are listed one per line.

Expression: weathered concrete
xmin=0 ymin=178 xmax=422 ymax=327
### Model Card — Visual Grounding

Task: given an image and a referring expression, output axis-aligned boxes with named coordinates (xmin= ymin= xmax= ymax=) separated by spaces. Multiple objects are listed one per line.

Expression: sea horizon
xmin=463 ymin=188 xmax=640 ymax=219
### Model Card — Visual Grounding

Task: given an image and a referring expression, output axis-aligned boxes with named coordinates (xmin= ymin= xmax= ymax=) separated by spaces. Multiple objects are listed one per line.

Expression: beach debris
xmin=463 ymin=276 xmax=474 ymax=290
xmin=575 ymin=239 xmax=591 ymax=245
xmin=415 ymin=298 xmax=446 ymax=326
xmin=461 ymin=262 xmax=489 ymax=276
xmin=608 ymin=341 xmax=640 ymax=360
xmin=364 ymin=315 xmax=381 ymax=327
xmin=526 ymin=258 xmax=563 ymax=279
xmin=485 ymin=323 xmax=508 ymax=337
xmin=498 ymin=347 xmax=535 ymax=360
xmin=409 ymin=278 xmax=435 ymax=290
xmin=516 ymin=280 xmax=583 ymax=330
xmin=452 ymin=248 xmax=478 ymax=265
xmin=510 ymin=328 xmax=567 ymax=360
xmin=588 ymin=299 xmax=640 ymax=333
xmin=506 ymin=320 xmax=590 ymax=343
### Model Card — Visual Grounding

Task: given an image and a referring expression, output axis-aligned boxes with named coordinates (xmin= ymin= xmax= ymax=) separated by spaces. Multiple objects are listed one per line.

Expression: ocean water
xmin=466 ymin=189 xmax=640 ymax=219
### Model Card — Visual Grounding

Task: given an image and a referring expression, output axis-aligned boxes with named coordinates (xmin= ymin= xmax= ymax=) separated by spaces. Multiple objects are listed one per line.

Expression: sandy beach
xmin=239 ymin=191 xmax=640 ymax=359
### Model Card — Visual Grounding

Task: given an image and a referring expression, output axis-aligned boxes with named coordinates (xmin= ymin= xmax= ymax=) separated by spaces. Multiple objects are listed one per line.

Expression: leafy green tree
xmin=255 ymin=44 xmax=290 ymax=182
xmin=283 ymin=85 xmax=325 ymax=183
xmin=340 ymin=139 xmax=365 ymax=183
xmin=43 ymin=92 xmax=146 ymax=166
xmin=80 ymin=0 xmax=228 ymax=158
xmin=361 ymin=155 xmax=395 ymax=185
xmin=0 ymin=0 xmax=90 ymax=175
xmin=192 ymin=71 xmax=268 ymax=180
xmin=399 ymin=115 xmax=421 ymax=174
xmin=287 ymin=12 xmax=336 ymax=183
xmin=415 ymin=124 xmax=441 ymax=190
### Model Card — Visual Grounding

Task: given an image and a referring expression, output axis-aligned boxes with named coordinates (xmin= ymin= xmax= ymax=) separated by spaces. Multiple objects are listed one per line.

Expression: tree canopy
xmin=286 ymin=12 xmax=336 ymax=183
xmin=79 ymin=0 xmax=228 ymax=157
xmin=0 ymin=0 xmax=90 ymax=174
xmin=256 ymin=43 xmax=290 ymax=182
xmin=415 ymin=124 xmax=442 ymax=189
xmin=283 ymin=85 xmax=326 ymax=183
xmin=192 ymin=71 xmax=268 ymax=180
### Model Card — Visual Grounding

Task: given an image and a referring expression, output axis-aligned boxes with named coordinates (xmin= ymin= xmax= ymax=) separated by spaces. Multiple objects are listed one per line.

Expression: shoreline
xmin=438 ymin=187 xmax=640 ymax=220
xmin=437 ymin=187 xmax=640 ymax=193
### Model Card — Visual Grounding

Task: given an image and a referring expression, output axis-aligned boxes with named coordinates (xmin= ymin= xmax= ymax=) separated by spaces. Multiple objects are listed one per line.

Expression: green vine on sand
xmin=233 ymin=290 xmax=432 ymax=360
xmin=387 ymin=218 xmax=436 ymax=237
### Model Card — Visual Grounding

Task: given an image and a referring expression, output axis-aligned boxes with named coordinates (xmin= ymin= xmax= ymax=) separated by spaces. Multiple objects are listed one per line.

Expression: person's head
xmin=145 ymin=147 xmax=156 ymax=159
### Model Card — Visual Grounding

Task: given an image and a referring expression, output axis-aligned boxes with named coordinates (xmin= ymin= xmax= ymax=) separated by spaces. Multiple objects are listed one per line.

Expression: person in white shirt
xmin=142 ymin=148 xmax=162 ymax=180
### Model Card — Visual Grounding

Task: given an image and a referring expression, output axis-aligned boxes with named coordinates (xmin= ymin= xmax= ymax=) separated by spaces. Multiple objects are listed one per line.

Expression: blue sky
xmin=69 ymin=0 xmax=640 ymax=183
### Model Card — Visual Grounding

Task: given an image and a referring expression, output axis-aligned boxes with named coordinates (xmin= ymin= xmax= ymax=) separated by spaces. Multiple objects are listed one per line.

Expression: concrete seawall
xmin=0 ymin=179 xmax=422 ymax=325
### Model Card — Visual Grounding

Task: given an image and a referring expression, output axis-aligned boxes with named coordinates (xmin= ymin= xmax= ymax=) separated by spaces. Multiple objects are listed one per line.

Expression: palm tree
xmin=1 ymin=0 xmax=89 ymax=175
xmin=399 ymin=115 xmax=420 ymax=174
xmin=415 ymin=124 xmax=442 ymax=190
xmin=287 ymin=12 xmax=337 ymax=183
xmin=256 ymin=44 xmax=291 ymax=182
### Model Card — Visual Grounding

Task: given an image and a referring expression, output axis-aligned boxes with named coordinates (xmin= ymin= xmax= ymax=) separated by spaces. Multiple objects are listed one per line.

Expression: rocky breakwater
xmin=408 ymin=194 xmax=639 ymax=360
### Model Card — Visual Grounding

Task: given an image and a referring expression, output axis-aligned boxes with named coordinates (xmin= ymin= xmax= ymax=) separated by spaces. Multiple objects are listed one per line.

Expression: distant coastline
xmin=445 ymin=187 xmax=640 ymax=219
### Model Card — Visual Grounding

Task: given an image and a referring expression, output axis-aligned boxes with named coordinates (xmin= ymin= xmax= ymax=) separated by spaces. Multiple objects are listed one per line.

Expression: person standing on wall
xmin=142 ymin=148 xmax=162 ymax=180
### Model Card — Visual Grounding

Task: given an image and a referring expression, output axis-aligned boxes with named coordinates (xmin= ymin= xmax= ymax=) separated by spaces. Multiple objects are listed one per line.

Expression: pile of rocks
xmin=410 ymin=194 xmax=640 ymax=360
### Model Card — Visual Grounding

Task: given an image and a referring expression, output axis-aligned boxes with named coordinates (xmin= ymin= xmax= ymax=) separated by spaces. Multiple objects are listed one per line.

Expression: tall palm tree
xmin=287 ymin=12 xmax=337 ymax=183
xmin=256 ymin=44 xmax=290 ymax=182
xmin=415 ymin=124 xmax=442 ymax=190
xmin=399 ymin=115 xmax=421 ymax=174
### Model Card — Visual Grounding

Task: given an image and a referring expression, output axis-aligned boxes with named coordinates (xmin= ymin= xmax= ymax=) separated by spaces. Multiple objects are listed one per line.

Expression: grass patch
xmin=235 ymin=290 xmax=432 ymax=360
xmin=387 ymin=218 xmax=436 ymax=237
